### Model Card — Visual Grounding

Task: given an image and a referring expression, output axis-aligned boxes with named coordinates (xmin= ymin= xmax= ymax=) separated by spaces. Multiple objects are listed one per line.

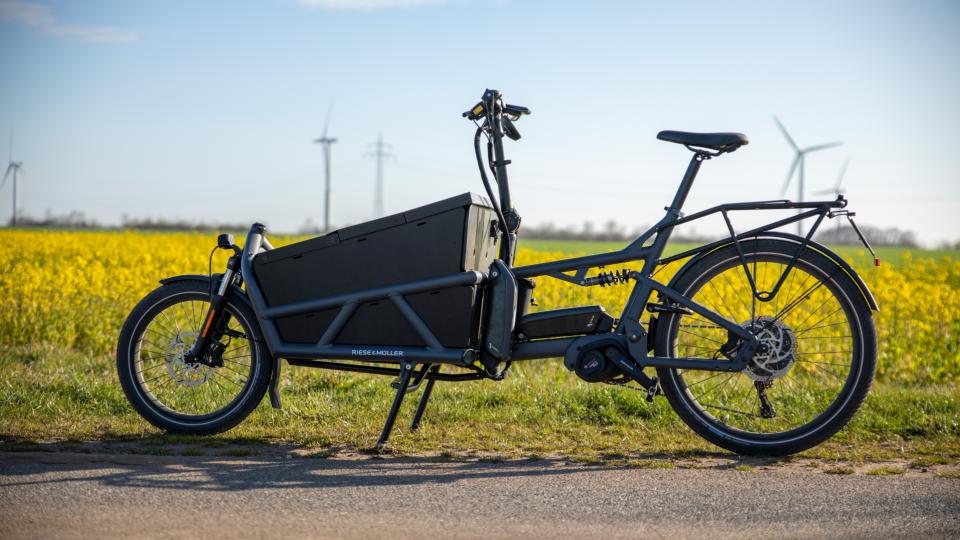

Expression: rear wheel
xmin=654 ymin=238 xmax=876 ymax=455
xmin=117 ymin=280 xmax=271 ymax=434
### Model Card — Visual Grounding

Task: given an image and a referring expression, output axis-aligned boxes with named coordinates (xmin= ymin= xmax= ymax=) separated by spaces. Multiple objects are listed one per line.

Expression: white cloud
xmin=0 ymin=1 xmax=137 ymax=43
xmin=299 ymin=0 xmax=445 ymax=11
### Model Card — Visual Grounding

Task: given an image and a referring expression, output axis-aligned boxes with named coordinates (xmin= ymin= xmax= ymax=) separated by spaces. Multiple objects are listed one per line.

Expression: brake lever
xmin=501 ymin=115 xmax=521 ymax=141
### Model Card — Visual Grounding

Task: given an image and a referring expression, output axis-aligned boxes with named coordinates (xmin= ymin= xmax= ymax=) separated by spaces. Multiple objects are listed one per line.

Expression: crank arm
xmin=604 ymin=347 xmax=660 ymax=402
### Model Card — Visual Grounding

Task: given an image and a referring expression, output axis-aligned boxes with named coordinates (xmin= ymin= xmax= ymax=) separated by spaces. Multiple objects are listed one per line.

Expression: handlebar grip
xmin=504 ymin=103 xmax=531 ymax=116
xmin=463 ymin=102 xmax=486 ymax=120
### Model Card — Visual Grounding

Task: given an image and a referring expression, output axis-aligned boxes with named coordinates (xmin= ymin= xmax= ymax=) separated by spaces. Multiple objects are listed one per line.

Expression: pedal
xmin=645 ymin=378 xmax=660 ymax=403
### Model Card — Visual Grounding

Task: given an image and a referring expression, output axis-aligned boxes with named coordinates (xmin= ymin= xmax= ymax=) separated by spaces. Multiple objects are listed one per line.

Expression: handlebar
xmin=462 ymin=88 xmax=531 ymax=122
xmin=462 ymin=89 xmax=530 ymax=264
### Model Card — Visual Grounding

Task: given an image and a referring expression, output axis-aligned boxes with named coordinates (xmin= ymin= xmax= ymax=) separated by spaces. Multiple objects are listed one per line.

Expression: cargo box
xmin=252 ymin=193 xmax=500 ymax=347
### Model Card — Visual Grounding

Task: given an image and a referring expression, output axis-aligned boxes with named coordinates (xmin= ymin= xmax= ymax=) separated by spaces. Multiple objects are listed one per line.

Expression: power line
xmin=365 ymin=133 xmax=394 ymax=218
xmin=313 ymin=99 xmax=337 ymax=232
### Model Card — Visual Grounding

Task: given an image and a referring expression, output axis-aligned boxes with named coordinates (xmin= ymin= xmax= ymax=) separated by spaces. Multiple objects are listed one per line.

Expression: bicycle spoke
xmin=789 ymin=294 xmax=837 ymax=333
xmin=217 ymin=364 xmax=249 ymax=379
xmin=684 ymin=371 xmax=727 ymax=388
xmin=796 ymin=320 xmax=846 ymax=335
xmin=776 ymin=271 xmax=815 ymax=315
xmin=720 ymin=269 xmax=752 ymax=321
xmin=796 ymin=359 xmax=851 ymax=367
xmin=136 ymin=362 xmax=167 ymax=375
xmin=701 ymin=402 xmax=760 ymax=419
xmin=796 ymin=307 xmax=845 ymax=335
xmin=677 ymin=327 xmax=725 ymax=345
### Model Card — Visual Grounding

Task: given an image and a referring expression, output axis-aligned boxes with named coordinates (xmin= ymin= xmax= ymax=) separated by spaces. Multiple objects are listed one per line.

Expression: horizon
xmin=1 ymin=0 xmax=958 ymax=246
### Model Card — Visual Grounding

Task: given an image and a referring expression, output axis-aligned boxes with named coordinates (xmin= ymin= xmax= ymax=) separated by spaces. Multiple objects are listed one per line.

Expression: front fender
xmin=159 ymin=273 xmax=245 ymax=299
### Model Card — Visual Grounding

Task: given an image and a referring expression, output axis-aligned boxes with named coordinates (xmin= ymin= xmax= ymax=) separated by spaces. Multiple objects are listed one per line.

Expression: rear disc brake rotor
xmin=741 ymin=316 xmax=797 ymax=382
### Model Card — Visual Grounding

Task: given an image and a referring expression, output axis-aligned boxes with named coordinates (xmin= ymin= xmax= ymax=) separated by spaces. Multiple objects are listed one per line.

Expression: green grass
xmin=624 ymin=458 xmax=675 ymax=469
xmin=1 ymin=344 xmax=957 ymax=462
xmin=866 ymin=465 xmax=906 ymax=476
xmin=911 ymin=456 xmax=952 ymax=468
xmin=519 ymin=238 xmax=959 ymax=267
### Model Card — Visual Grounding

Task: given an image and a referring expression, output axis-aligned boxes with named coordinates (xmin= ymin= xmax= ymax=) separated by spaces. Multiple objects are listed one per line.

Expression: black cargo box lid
xmin=254 ymin=192 xmax=492 ymax=265
xmin=338 ymin=192 xmax=492 ymax=240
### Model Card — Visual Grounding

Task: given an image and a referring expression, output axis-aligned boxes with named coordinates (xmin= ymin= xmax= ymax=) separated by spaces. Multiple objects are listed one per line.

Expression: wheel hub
xmin=741 ymin=316 xmax=797 ymax=382
xmin=166 ymin=331 xmax=210 ymax=387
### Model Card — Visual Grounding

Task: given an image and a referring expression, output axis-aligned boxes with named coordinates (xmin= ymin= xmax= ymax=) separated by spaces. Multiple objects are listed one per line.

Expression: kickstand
xmin=410 ymin=365 xmax=440 ymax=432
xmin=375 ymin=360 xmax=416 ymax=449
xmin=268 ymin=357 xmax=283 ymax=409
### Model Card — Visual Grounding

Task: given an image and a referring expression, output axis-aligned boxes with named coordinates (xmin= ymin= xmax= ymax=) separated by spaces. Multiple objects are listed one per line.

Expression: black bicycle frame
xmin=237 ymin=148 xmax=851 ymax=378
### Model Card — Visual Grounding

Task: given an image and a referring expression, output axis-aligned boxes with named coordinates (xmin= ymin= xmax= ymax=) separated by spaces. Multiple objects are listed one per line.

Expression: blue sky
xmin=1 ymin=0 xmax=958 ymax=244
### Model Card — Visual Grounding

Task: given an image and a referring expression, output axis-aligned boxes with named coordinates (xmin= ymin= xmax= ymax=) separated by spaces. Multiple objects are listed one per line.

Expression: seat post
xmin=667 ymin=153 xmax=706 ymax=216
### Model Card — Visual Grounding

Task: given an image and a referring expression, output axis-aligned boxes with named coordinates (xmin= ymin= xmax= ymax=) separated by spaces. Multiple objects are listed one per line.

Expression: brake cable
xmin=473 ymin=125 xmax=508 ymax=234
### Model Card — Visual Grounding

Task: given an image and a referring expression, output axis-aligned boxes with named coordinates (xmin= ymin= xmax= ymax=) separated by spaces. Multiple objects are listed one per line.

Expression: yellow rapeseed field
xmin=1 ymin=229 xmax=957 ymax=383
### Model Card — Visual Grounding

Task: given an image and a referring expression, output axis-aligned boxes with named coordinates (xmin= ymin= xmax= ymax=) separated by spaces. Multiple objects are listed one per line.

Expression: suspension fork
xmin=186 ymin=252 xmax=241 ymax=366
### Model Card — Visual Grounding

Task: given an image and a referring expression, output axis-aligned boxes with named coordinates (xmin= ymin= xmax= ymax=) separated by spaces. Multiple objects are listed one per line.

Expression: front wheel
xmin=117 ymin=279 xmax=271 ymax=434
xmin=654 ymin=238 xmax=877 ymax=455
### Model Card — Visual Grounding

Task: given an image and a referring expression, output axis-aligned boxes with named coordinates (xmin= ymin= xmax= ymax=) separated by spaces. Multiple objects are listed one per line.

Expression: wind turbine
xmin=814 ymin=157 xmax=850 ymax=235
xmin=313 ymin=99 xmax=337 ymax=233
xmin=774 ymin=116 xmax=842 ymax=234
xmin=1 ymin=133 xmax=23 ymax=227
xmin=813 ymin=157 xmax=850 ymax=199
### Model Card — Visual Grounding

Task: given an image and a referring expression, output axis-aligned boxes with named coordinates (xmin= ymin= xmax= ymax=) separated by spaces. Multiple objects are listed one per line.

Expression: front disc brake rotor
xmin=166 ymin=331 xmax=210 ymax=387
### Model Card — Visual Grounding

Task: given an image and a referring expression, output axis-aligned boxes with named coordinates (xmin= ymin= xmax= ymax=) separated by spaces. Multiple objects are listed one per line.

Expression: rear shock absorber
xmin=583 ymin=268 xmax=632 ymax=287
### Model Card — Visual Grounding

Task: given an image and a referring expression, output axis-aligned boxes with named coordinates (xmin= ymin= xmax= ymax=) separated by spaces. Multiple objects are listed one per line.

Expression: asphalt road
xmin=1 ymin=452 xmax=958 ymax=539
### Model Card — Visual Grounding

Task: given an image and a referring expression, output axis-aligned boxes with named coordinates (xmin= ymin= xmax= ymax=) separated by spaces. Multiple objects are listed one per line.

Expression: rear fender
xmin=666 ymin=233 xmax=878 ymax=311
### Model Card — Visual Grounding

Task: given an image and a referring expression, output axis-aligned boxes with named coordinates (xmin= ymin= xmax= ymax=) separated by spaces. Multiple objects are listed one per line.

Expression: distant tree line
xmin=520 ymin=220 xmax=716 ymax=243
xmin=12 ymin=210 xmax=101 ymax=229
xmin=9 ymin=210 xmax=249 ymax=233
xmin=525 ymin=220 xmax=925 ymax=248
xmin=814 ymin=224 xmax=918 ymax=247
xmin=4 ymin=210 xmax=944 ymax=249
xmin=118 ymin=215 xmax=250 ymax=232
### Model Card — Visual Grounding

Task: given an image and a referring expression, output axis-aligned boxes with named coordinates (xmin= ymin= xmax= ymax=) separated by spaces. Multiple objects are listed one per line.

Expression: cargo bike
xmin=117 ymin=89 xmax=880 ymax=455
